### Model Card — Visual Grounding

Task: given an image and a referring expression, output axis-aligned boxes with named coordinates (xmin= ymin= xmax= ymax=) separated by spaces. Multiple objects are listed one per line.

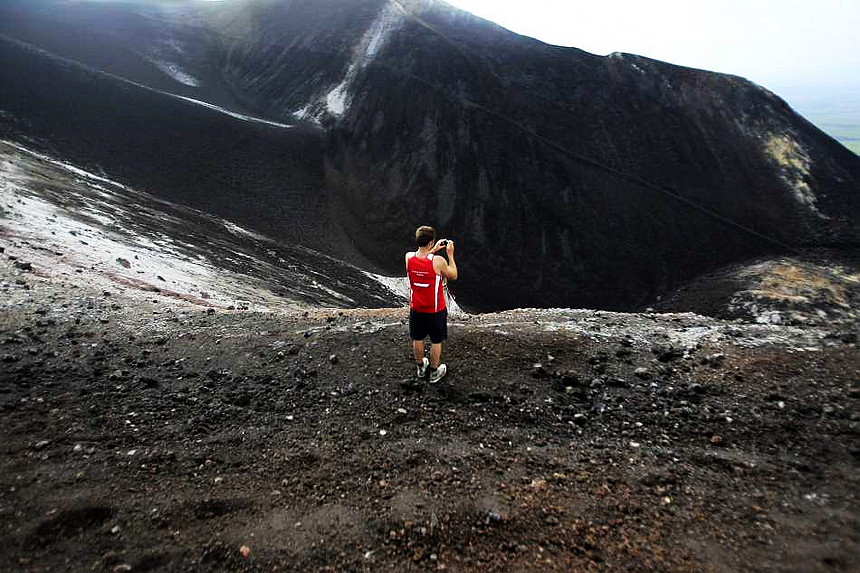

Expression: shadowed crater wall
xmin=1 ymin=0 xmax=858 ymax=311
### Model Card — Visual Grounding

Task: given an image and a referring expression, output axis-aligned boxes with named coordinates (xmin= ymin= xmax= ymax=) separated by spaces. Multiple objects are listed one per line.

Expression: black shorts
xmin=409 ymin=309 xmax=448 ymax=343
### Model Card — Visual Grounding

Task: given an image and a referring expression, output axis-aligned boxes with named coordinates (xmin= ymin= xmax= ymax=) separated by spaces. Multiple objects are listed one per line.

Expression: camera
xmin=439 ymin=240 xmax=448 ymax=247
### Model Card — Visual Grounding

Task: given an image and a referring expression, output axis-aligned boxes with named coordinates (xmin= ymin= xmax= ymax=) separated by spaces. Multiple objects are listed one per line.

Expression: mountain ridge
xmin=1 ymin=0 xmax=858 ymax=311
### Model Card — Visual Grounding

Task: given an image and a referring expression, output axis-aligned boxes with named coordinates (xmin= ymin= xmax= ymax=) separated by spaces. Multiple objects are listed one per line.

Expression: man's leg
xmin=410 ymin=309 xmax=426 ymax=365
xmin=429 ymin=342 xmax=443 ymax=369
xmin=413 ymin=339 xmax=425 ymax=364
xmin=427 ymin=310 xmax=448 ymax=383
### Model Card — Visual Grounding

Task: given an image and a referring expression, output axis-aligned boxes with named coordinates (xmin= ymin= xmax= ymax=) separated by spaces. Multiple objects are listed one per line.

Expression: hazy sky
xmin=445 ymin=0 xmax=860 ymax=97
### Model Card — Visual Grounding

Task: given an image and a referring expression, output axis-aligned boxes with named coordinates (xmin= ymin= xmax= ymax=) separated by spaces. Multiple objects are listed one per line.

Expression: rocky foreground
xmin=1 ymin=241 xmax=859 ymax=572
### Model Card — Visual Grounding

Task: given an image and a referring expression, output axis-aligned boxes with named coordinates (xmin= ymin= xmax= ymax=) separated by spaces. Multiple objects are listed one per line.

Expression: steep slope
xmin=236 ymin=0 xmax=860 ymax=310
xmin=0 ymin=0 xmax=253 ymax=115
xmin=0 ymin=33 xmax=343 ymax=254
xmin=1 ymin=0 xmax=859 ymax=311
xmin=0 ymin=140 xmax=402 ymax=310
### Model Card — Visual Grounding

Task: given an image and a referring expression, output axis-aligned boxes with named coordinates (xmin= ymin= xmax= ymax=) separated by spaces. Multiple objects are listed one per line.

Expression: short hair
xmin=415 ymin=226 xmax=435 ymax=247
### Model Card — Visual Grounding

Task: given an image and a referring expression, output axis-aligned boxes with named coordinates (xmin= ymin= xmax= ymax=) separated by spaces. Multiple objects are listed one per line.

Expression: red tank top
xmin=407 ymin=252 xmax=446 ymax=313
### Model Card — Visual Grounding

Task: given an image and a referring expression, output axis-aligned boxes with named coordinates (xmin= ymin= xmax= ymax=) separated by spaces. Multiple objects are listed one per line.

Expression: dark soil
xmin=1 ymin=251 xmax=859 ymax=571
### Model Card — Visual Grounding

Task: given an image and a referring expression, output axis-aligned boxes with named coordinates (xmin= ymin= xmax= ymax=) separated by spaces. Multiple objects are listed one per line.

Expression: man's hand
xmin=433 ymin=240 xmax=457 ymax=281
xmin=432 ymin=239 xmax=447 ymax=253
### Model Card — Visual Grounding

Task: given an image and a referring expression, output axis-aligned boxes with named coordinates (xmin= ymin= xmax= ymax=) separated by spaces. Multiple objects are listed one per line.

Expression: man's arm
xmin=434 ymin=242 xmax=458 ymax=281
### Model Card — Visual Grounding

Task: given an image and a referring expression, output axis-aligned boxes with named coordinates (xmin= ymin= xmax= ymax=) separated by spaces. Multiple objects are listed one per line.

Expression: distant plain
xmin=804 ymin=110 xmax=860 ymax=155
xmin=785 ymin=88 xmax=860 ymax=155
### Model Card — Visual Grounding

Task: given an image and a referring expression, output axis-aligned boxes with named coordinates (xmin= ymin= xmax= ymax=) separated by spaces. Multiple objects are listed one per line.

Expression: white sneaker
xmin=417 ymin=357 xmax=429 ymax=379
xmin=429 ymin=364 xmax=447 ymax=384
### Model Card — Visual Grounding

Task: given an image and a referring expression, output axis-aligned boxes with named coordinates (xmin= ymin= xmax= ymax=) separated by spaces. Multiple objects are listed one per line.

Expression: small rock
xmin=531 ymin=364 xmax=548 ymax=378
xmin=710 ymin=435 xmax=724 ymax=446
xmin=1 ymin=354 xmax=19 ymax=363
xmin=840 ymin=332 xmax=858 ymax=344
xmin=469 ymin=391 xmax=495 ymax=403
xmin=33 ymin=440 xmax=50 ymax=450
xmin=634 ymin=367 xmax=651 ymax=380
xmin=113 ymin=565 xmax=132 ymax=572
xmin=652 ymin=345 xmax=683 ymax=362
xmin=206 ymin=369 xmax=225 ymax=381
xmin=545 ymin=515 xmax=559 ymax=525
xmin=399 ymin=379 xmax=422 ymax=391
xmin=110 ymin=525 xmax=121 ymax=535
xmin=848 ymin=388 xmax=860 ymax=399
xmin=530 ymin=478 xmax=547 ymax=490
xmin=329 ymin=354 xmax=338 ymax=364
xmin=13 ymin=260 xmax=32 ymax=271
xmin=707 ymin=353 xmax=726 ymax=367
xmin=239 ymin=546 xmax=251 ymax=558
xmin=116 ymin=258 xmax=131 ymax=269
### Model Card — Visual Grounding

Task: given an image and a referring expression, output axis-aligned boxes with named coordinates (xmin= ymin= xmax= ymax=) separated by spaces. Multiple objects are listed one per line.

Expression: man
xmin=406 ymin=226 xmax=458 ymax=383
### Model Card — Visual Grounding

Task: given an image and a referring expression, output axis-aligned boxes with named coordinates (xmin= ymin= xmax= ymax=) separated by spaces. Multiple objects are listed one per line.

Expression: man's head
xmin=415 ymin=226 xmax=435 ymax=247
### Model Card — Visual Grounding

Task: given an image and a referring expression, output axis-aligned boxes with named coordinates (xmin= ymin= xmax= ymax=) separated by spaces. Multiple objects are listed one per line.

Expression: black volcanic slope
xmin=0 ymin=34 xmax=337 ymax=252
xmin=1 ymin=0 xmax=859 ymax=311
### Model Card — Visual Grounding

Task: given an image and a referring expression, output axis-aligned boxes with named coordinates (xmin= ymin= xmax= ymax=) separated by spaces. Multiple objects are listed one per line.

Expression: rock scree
xmin=1 ymin=234 xmax=859 ymax=571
